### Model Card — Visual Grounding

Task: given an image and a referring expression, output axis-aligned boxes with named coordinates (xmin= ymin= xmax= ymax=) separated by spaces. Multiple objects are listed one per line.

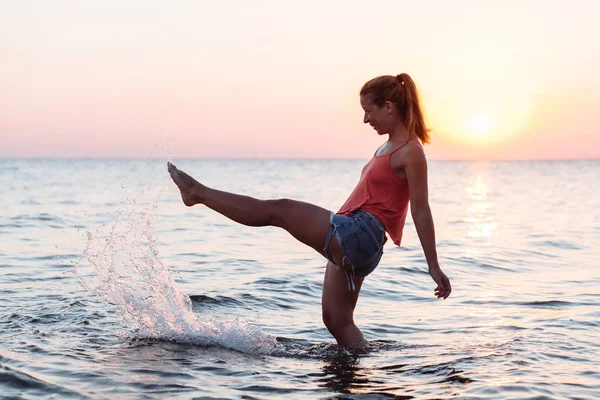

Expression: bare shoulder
xmin=390 ymin=141 xmax=426 ymax=176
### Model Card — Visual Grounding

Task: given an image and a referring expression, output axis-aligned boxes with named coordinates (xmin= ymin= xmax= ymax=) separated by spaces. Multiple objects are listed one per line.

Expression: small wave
xmin=58 ymin=200 xmax=79 ymax=205
xmin=522 ymin=249 xmax=560 ymax=259
xmin=519 ymin=300 xmax=576 ymax=308
xmin=11 ymin=213 xmax=57 ymax=222
xmin=448 ymin=257 xmax=518 ymax=272
xmin=254 ymin=277 xmax=290 ymax=285
xmin=270 ymin=338 xmax=410 ymax=360
xmin=465 ymin=259 xmax=516 ymax=272
xmin=573 ymin=320 xmax=600 ymax=328
xmin=189 ymin=294 xmax=244 ymax=306
xmin=272 ymin=337 xmax=357 ymax=359
xmin=404 ymin=362 xmax=474 ymax=386
xmin=7 ymin=213 xmax=75 ymax=229
xmin=0 ymin=364 xmax=86 ymax=398
xmin=533 ymin=240 xmax=582 ymax=250
xmin=461 ymin=299 xmax=578 ymax=309
xmin=0 ymin=366 xmax=54 ymax=391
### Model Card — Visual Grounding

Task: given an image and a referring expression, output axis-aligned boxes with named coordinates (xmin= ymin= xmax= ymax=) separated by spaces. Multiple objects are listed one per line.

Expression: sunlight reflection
xmin=490 ymin=376 xmax=520 ymax=386
xmin=466 ymin=175 xmax=489 ymax=200
xmin=466 ymin=305 xmax=499 ymax=319
xmin=463 ymin=166 xmax=497 ymax=250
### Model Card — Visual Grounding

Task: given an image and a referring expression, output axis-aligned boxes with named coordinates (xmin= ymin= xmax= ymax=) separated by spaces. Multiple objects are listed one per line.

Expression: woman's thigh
xmin=270 ymin=199 xmax=347 ymax=265
xmin=321 ymin=261 xmax=364 ymax=319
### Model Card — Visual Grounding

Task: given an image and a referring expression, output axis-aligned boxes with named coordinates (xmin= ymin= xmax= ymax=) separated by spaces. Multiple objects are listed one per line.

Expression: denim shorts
xmin=323 ymin=209 xmax=387 ymax=290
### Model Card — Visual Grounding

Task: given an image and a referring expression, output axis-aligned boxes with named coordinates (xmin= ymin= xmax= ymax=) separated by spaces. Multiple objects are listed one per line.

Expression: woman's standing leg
xmin=321 ymin=261 xmax=368 ymax=350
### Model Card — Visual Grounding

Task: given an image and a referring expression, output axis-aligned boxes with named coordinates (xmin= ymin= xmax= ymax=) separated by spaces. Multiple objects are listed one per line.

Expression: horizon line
xmin=1 ymin=156 xmax=599 ymax=162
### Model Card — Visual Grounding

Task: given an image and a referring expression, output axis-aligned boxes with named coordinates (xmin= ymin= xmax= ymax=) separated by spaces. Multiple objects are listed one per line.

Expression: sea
xmin=0 ymin=158 xmax=599 ymax=399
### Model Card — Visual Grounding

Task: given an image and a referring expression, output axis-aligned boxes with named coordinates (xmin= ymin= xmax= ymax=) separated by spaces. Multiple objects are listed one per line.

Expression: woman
xmin=167 ymin=73 xmax=451 ymax=351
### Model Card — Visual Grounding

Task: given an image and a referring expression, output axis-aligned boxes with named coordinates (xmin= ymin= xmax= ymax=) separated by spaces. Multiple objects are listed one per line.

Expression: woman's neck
xmin=387 ymin=122 xmax=410 ymax=143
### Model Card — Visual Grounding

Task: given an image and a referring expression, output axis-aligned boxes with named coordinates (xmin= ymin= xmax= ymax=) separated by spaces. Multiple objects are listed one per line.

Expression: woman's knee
xmin=264 ymin=198 xmax=293 ymax=226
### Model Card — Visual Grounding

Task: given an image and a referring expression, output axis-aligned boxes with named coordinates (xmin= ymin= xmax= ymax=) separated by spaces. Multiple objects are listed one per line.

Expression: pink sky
xmin=1 ymin=1 xmax=599 ymax=160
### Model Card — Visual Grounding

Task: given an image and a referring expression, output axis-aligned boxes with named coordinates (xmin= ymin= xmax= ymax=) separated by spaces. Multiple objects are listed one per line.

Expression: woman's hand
xmin=429 ymin=266 xmax=452 ymax=299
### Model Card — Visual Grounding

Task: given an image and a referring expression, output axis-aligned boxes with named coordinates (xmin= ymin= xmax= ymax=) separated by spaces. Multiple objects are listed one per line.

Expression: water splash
xmin=73 ymin=185 xmax=279 ymax=355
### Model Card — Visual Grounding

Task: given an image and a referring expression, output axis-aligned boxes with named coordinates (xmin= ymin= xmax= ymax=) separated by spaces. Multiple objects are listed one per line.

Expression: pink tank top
xmin=338 ymin=139 xmax=420 ymax=246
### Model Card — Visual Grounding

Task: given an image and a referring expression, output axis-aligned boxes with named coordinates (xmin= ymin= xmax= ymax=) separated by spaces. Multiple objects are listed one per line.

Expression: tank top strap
xmin=386 ymin=137 xmax=420 ymax=157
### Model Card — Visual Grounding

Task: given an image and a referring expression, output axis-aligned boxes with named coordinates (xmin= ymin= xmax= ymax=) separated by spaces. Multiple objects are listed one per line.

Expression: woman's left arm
xmin=402 ymin=146 xmax=452 ymax=299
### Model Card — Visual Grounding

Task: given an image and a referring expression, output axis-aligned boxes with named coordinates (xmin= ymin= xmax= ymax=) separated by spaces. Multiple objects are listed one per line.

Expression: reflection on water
xmin=320 ymin=355 xmax=414 ymax=399
xmin=320 ymin=355 xmax=363 ymax=394
xmin=464 ymin=164 xmax=497 ymax=258
xmin=316 ymin=346 xmax=478 ymax=399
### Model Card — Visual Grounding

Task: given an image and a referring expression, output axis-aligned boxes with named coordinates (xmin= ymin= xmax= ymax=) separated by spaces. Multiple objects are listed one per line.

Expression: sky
xmin=1 ymin=0 xmax=599 ymax=160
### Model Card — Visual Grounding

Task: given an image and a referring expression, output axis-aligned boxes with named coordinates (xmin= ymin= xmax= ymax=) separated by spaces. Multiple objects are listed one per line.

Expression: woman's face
xmin=360 ymin=95 xmax=393 ymax=135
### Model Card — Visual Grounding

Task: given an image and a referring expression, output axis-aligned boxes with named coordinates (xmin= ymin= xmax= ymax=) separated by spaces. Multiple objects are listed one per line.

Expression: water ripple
xmin=1 ymin=159 xmax=599 ymax=399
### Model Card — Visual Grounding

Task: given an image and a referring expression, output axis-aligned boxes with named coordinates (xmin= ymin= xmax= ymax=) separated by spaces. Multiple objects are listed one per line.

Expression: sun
xmin=425 ymin=63 xmax=534 ymax=147
xmin=469 ymin=115 xmax=490 ymax=135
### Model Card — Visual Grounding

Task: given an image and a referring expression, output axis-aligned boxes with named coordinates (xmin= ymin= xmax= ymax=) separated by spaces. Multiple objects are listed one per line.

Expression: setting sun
xmin=470 ymin=115 xmax=490 ymax=135
xmin=424 ymin=63 xmax=536 ymax=149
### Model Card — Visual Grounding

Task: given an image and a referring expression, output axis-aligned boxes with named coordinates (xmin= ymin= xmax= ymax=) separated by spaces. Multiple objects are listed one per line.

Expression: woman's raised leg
xmin=168 ymin=162 xmax=366 ymax=349
xmin=169 ymin=162 xmax=332 ymax=258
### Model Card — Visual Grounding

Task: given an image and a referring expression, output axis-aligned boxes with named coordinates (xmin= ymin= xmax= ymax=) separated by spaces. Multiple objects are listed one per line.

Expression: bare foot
xmin=167 ymin=162 xmax=205 ymax=206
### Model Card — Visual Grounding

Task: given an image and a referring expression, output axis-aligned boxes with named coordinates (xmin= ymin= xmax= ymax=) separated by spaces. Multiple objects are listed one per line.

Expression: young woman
xmin=168 ymin=73 xmax=451 ymax=350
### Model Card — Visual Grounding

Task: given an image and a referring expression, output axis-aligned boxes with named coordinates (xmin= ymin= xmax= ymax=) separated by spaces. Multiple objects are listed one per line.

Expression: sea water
xmin=0 ymin=158 xmax=599 ymax=399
